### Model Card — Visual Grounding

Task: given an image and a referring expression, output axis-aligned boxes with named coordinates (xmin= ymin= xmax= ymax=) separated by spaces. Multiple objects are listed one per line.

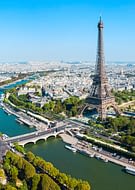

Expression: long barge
xmin=125 ymin=166 xmax=135 ymax=176
xmin=77 ymin=149 xmax=95 ymax=158
xmin=65 ymin=145 xmax=77 ymax=153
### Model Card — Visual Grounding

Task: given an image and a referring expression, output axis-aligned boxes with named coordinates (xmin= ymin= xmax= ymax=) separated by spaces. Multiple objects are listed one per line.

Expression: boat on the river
xmin=125 ymin=166 xmax=135 ymax=176
xmin=65 ymin=145 xmax=77 ymax=153
xmin=77 ymin=149 xmax=94 ymax=157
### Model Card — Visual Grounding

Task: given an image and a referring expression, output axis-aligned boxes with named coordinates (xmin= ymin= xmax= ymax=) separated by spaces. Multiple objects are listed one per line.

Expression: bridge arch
xmin=35 ymin=138 xmax=46 ymax=144
xmin=23 ymin=141 xmax=35 ymax=147
xmin=45 ymin=134 xmax=57 ymax=140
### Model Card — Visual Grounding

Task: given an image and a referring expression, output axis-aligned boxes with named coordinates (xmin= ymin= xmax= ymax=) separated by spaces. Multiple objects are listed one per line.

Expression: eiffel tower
xmin=84 ymin=17 xmax=120 ymax=120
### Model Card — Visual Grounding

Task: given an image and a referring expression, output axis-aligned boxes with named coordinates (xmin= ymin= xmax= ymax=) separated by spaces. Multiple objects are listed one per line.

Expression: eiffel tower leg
xmin=112 ymin=103 xmax=121 ymax=116
xmin=98 ymin=105 xmax=106 ymax=120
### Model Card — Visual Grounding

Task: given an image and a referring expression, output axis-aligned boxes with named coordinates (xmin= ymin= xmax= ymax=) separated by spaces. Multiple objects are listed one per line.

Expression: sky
xmin=0 ymin=0 xmax=135 ymax=62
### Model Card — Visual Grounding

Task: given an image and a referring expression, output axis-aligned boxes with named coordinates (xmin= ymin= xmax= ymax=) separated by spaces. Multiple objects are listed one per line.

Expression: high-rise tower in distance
xmin=85 ymin=17 xmax=120 ymax=120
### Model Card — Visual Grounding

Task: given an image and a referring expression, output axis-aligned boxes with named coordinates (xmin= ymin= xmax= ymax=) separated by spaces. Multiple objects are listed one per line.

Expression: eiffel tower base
xmin=80 ymin=96 xmax=121 ymax=121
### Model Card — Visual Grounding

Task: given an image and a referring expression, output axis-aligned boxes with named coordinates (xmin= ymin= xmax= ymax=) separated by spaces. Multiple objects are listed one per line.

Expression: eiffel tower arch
xmin=81 ymin=17 xmax=120 ymax=120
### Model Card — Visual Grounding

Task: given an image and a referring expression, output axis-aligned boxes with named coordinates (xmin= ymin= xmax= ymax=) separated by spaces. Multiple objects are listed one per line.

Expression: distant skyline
xmin=0 ymin=0 xmax=135 ymax=62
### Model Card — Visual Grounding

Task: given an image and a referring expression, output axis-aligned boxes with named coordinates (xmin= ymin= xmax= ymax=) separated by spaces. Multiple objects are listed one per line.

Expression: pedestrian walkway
xmin=59 ymin=133 xmax=78 ymax=144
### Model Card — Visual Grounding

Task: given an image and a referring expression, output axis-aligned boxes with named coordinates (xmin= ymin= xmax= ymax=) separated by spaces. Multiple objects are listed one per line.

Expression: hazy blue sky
xmin=0 ymin=0 xmax=134 ymax=62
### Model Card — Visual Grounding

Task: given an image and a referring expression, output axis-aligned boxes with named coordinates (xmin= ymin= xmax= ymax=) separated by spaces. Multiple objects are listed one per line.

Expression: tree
xmin=56 ymin=173 xmax=68 ymax=185
xmin=17 ymin=157 xmax=23 ymax=170
xmin=53 ymin=100 xmax=63 ymax=114
xmin=19 ymin=180 xmax=28 ymax=190
xmin=4 ymin=184 xmax=17 ymax=190
xmin=49 ymin=167 xmax=59 ymax=178
xmin=40 ymin=174 xmax=60 ymax=190
xmin=31 ymin=174 xmax=40 ymax=190
xmin=23 ymin=160 xmax=36 ymax=179
xmin=10 ymin=166 xmax=18 ymax=181
xmin=14 ymin=144 xmax=25 ymax=154
xmin=26 ymin=151 xmax=35 ymax=163
xmin=3 ymin=162 xmax=11 ymax=174
xmin=131 ymin=146 xmax=135 ymax=153
xmin=75 ymin=181 xmax=91 ymax=190
xmin=66 ymin=176 xmax=78 ymax=189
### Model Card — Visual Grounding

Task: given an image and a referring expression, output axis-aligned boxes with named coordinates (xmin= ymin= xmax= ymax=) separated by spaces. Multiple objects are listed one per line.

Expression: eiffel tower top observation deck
xmin=84 ymin=17 xmax=120 ymax=120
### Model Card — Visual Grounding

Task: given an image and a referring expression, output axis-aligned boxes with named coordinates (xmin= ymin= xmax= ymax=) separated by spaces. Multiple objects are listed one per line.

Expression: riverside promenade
xmin=60 ymin=133 xmax=135 ymax=170
xmin=2 ymin=103 xmax=48 ymax=131
xmin=59 ymin=133 xmax=78 ymax=144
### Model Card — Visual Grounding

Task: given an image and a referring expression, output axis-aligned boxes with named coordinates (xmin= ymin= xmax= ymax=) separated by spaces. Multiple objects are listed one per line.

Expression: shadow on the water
xmin=121 ymin=168 xmax=134 ymax=177
xmin=121 ymin=168 xmax=126 ymax=174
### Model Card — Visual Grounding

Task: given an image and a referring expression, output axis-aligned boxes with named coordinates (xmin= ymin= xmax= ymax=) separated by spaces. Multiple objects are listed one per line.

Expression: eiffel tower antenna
xmin=99 ymin=14 xmax=102 ymax=22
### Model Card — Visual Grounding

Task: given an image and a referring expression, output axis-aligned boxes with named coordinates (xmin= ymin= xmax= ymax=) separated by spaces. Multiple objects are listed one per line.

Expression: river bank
xmin=0 ymin=74 xmax=31 ymax=89
xmin=0 ymin=78 xmax=23 ymax=88
xmin=2 ymin=103 xmax=48 ymax=131
xmin=0 ymin=79 xmax=35 ymax=137
xmin=59 ymin=133 xmax=135 ymax=169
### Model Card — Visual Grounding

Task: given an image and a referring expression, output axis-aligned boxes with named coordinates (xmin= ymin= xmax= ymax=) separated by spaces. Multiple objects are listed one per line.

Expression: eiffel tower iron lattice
xmin=84 ymin=17 xmax=120 ymax=120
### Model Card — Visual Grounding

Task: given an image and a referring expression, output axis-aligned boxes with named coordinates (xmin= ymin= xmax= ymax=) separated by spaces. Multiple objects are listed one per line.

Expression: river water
xmin=0 ymin=80 xmax=135 ymax=190
xmin=0 ymin=79 xmax=35 ymax=136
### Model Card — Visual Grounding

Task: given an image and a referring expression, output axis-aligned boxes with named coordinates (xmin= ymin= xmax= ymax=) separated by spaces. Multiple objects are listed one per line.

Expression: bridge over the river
xmin=4 ymin=124 xmax=80 ymax=146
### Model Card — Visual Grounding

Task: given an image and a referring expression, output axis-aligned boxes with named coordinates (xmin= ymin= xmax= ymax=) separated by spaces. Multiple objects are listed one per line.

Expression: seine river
xmin=0 ymin=80 xmax=135 ymax=190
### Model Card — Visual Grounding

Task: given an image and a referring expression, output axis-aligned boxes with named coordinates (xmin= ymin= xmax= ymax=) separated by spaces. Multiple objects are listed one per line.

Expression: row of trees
xmin=2 ymin=151 xmax=61 ymax=190
xmin=1 ymin=151 xmax=91 ymax=190
xmin=26 ymin=151 xmax=90 ymax=190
